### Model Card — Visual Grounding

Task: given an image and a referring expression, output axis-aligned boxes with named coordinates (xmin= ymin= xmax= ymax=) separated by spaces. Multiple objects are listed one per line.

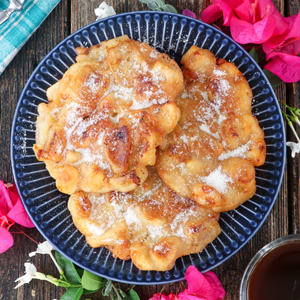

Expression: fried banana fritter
xmin=68 ymin=166 xmax=221 ymax=271
xmin=33 ymin=36 xmax=183 ymax=194
xmin=156 ymin=46 xmax=266 ymax=213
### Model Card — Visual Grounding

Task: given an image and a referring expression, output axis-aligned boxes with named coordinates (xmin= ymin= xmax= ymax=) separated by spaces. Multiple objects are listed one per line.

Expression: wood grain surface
xmin=0 ymin=0 xmax=299 ymax=299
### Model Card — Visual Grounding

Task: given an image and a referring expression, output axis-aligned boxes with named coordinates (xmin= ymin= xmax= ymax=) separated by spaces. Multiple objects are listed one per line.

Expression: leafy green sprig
xmin=279 ymin=102 xmax=300 ymax=143
xmin=54 ymin=251 xmax=140 ymax=300
xmin=139 ymin=0 xmax=177 ymax=13
xmin=15 ymin=242 xmax=140 ymax=300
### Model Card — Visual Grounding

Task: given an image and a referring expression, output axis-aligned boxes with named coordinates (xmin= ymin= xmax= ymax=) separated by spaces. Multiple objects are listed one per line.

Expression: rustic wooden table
xmin=0 ymin=0 xmax=299 ymax=299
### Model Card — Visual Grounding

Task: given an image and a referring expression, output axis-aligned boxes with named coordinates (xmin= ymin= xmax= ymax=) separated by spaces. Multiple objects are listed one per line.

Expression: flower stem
xmin=49 ymin=251 xmax=64 ymax=278
xmin=11 ymin=225 xmax=38 ymax=245
xmin=289 ymin=122 xmax=300 ymax=143
xmin=112 ymin=283 xmax=121 ymax=299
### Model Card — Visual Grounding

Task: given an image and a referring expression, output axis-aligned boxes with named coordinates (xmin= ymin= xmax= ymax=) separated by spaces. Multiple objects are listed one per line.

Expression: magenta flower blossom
xmin=263 ymin=13 xmax=300 ymax=82
xmin=149 ymin=266 xmax=225 ymax=300
xmin=182 ymin=9 xmax=197 ymax=19
xmin=0 ymin=181 xmax=35 ymax=253
xmin=201 ymin=0 xmax=289 ymax=44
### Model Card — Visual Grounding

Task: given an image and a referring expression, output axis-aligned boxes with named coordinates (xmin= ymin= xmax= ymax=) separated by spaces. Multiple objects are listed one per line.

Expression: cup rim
xmin=239 ymin=234 xmax=300 ymax=299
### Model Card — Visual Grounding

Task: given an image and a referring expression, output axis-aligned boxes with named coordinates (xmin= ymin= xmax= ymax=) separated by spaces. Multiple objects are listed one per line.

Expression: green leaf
xmin=148 ymin=2 xmax=159 ymax=10
xmin=153 ymin=0 xmax=166 ymax=6
xmin=60 ymin=287 xmax=83 ymax=300
xmin=139 ymin=0 xmax=176 ymax=12
xmin=115 ymin=290 xmax=123 ymax=300
xmin=55 ymin=251 xmax=82 ymax=285
xmin=164 ymin=4 xmax=177 ymax=13
xmin=76 ymin=268 xmax=84 ymax=277
xmin=263 ymin=69 xmax=284 ymax=87
xmin=81 ymin=270 xmax=104 ymax=291
xmin=102 ymin=280 xmax=113 ymax=296
xmin=128 ymin=287 xmax=140 ymax=300
xmin=257 ymin=51 xmax=265 ymax=63
xmin=249 ymin=47 xmax=258 ymax=63
xmin=161 ymin=4 xmax=171 ymax=12
xmin=110 ymin=291 xmax=115 ymax=300
xmin=117 ymin=289 xmax=131 ymax=300
xmin=83 ymin=288 xmax=103 ymax=295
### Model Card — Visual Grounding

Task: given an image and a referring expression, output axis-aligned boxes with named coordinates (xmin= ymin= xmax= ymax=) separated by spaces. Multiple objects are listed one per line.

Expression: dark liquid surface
xmin=249 ymin=242 xmax=300 ymax=300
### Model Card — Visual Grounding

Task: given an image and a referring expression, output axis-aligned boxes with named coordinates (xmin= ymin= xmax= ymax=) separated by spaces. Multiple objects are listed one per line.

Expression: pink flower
xmin=178 ymin=266 xmax=225 ymax=300
xmin=201 ymin=0 xmax=233 ymax=26
xmin=149 ymin=292 xmax=178 ymax=300
xmin=149 ymin=266 xmax=225 ymax=300
xmin=201 ymin=0 xmax=289 ymax=44
xmin=0 ymin=181 xmax=35 ymax=253
xmin=264 ymin=53 xmax=300 ymax=82
xmin=263 ymin=12 xmax=300 ymax=82
xmin=182 ymin=9 xmax=197 ymax=19
xmin=263 ymin=13 xmax=300 ymax=54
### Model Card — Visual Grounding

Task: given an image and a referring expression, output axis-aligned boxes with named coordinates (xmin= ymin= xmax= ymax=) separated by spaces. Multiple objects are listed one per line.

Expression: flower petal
xmin=0 ymin=215 xmax=15 ymax=229
xmin=203 ymin=271 xmax=226 ymax=300
xmin=149 ymin=293 xmax=177 ymax=300
xmin=180 ymin=266 xmax=225 ymax=300
xmin=178 ymin=295 xmax=206 ymax=300
xmin=263 ymin=12 xmax=300 ymax=54
xmin=0 ymin=181 xmax=12 ymax=215
xmin=264 ymin=53 xmax=300 ymax=82
xmin=217 ymin=0 xmax=234 ymax=26
xmin=15 ymin=263 xmax=37 ymax=289
xmin=201 ymin=3 xmax=224 ymax=24
xmin=182 ymin=9 xmax=197 ymax=19
xmin=149 ymin=293 xmax=164 ymax=300
xmin=184 ymin=265 xmax=206 ymax=293
xmin=286 ymin=141 xmax=300 ymax=158
xmin=233 ymin=0 xmax=252 ymax=23
xmin=0 ymin=227 xmax=14 ymax=253
xmin=230 ymin=15 xmax=276 ymax=44
xmin=7 ymin=198 xmax=35 ymax=228
xmin=8 ymin=184 xmax=21 ymax=206
xmin=29 ymin=241 xmax=53 ymax=257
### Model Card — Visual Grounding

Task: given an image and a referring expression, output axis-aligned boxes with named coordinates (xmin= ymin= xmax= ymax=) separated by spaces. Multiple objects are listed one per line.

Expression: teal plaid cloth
xmin=0 ymin=0 xmax=61 ymax=75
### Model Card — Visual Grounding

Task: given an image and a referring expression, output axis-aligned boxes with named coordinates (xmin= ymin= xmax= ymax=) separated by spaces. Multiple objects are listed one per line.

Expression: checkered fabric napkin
xmin=0 ymin=0 xmax=61 ymax=75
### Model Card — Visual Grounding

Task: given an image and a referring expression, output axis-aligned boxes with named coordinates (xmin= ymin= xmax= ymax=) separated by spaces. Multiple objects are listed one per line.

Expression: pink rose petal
xmin=7 ymin=198 xmax=35 ymax=228
xmin=264 ymin=53 xmax=300 ymax=82
xmin=0 ymin=227 xmax=14 ymax=253
xmin=182 ymin=9 xmax=197 ymax=19
xmin=201 ymin=3 xmax=224 ymax=24
xmin=230 ymin=15 xmax=276 ymax=44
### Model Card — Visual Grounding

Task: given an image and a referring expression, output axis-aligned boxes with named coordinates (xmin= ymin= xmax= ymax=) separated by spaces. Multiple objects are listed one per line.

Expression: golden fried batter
xmin=68 ymin=166 xmax=221 ymax=271
xmin=156 ymin=46 xmax=266 ymax=213
xmin=33 ymin=36 xmax=183 ymax=194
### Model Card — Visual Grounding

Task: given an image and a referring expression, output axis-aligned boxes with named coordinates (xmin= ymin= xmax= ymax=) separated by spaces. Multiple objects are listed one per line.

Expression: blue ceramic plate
xmin=11 ymin=11 xmax=286 ymax=284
